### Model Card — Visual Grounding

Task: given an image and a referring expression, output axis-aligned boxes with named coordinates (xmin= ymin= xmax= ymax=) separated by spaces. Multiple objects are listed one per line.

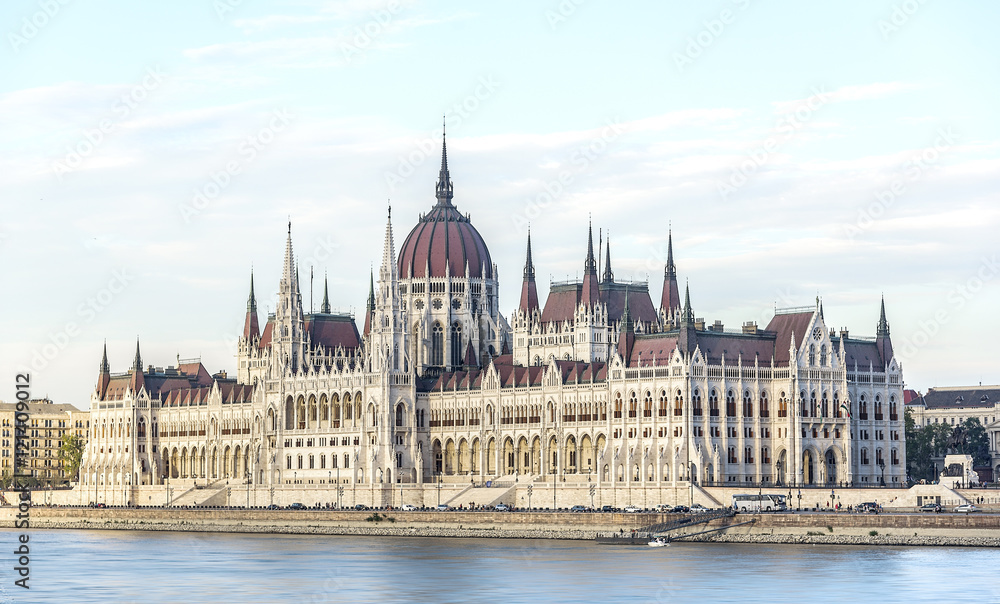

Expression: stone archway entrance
xmin=803 ymin=450 xmax=815 ymax=485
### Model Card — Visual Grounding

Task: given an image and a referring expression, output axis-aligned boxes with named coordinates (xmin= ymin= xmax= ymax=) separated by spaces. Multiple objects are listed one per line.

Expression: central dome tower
xmin=393 ymin=129 xmax=506 ymax=376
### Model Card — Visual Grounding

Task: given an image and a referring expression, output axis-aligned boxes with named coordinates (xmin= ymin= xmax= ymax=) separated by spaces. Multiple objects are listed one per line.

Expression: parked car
xmin=354 ymin=504 xmax=368 ymax=511
xmin=954 ymin=504 xmax=979 ymax=513
xmin=689 ymin=504 xmax=709 ymax=513
xmin=494 ymin=504 xmax=510 ymax=512
xmin=623 ymin=505 xmax=642 ymax=513
xmin=600 ymin=505 xmax=616 ymax=513
xmin=919 ymin=503 xmax=941 ymax=513
xmin=857 ymin=502 xmax=879 ymax=514
xmin=570 ymin=505 xmax=588 ymax=513
xmin=400 ymin=504 xmax=416 ymax=511
xmin=288 ymin=502 xmax=305 ymax=510
xmin=436 ymin=504 xmax=451 ymax=511
xmin=670 ymin=505 xmax=689 ymax=513
xmin=266 ymin=504 xmax=280 ymax=510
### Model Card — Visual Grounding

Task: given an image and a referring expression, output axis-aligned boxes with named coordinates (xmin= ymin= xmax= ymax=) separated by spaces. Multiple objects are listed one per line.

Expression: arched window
xmin=628 ymin=392 xmax=638 ymax=418
xmin=821 ymin=392 xmax=829 ymax=418
xmin=726 ymin=390 xmax=736 ymax=417
xmin=693 ymin=389 xmax=702 ymax=417
xmin=742 ymin=391 xmax=753 ymax=418
xmin=450 ymin=322 xmax=462 ymax=367
xmin=658 ymin=391 xmax=668 ymax=417
xmin=810 ymin=392 xmax=817 ymax=417
xmin=889 ymin=395 xmax=898 ymax=421
xmin=875 ymin=395 xmax=883 ymax=420
xmin=859 ymin=394 xmax=868 ymax=420
xmin=709 ymin=390 xmax=719 ymax=417
xmin=820 ymin=345 xmax=827 ymax=366
xmin=833 ymin=392 xmax=841 ymax=418
xmin=808 ymin=344 xmax=816 ymax=366
xmin=759 ymin=392 xmax=769 ymax=418
xmin=396 ymin=404 xmax=405 ymax=427
xmin=431 ymin=322 xmax=444 ymax=366
xmin=643 ymin=392 xmax=652 ymax=418
xmin=778 ymin=392 xmax=787 ymax=418
xmin=673 ymin=390 xmax=683 ymax=417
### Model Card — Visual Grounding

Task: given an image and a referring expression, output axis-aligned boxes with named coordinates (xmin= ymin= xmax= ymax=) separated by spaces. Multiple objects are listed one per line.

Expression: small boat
xmin=647 ymin=536 xmax=670 ymax=547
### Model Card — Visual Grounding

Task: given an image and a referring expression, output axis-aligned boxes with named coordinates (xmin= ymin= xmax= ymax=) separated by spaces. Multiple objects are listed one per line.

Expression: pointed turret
xmin=282 ymin=221 xmax=295 ymax=285
xmin=128 ymin=338 xmax=145 ymax=392
xmin=321 ymin=274 xmax=331 ymax=314
xmin=876 ymin=296 xmax=893 ymax=367
xmin=242 ymin=272 xmax=260 ymax=342
xmin=660 ymin=229 xmax=680 ymax=319
xmin=618 ymin=286 xmax=635 ymax=365
xmin=602 ymin=235 xmax=614 ymax=283
xmin=581 ymin=220 xmax=600 ymax=307
xmin=97 ymin=341 xmax=111 ymax=399
xmin=678 ymin=282 xmax=697 ymax=355
xmin=363 ymin=270 xmax=375 ymax=337
xmin=519 ymin=230 xmax=539 ymax=314
xmin=435 ymin=120 xmax=454 ymax=207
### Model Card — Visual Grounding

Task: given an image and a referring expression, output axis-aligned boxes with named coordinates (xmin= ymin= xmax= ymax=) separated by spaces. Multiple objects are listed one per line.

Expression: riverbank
xmin=6 ymin=506 xmax=1000 ymax=547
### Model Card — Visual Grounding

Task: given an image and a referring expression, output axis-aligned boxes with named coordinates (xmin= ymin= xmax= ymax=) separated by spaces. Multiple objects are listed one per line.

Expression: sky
xmin=2 ymin=0 xmax=998 ymax=408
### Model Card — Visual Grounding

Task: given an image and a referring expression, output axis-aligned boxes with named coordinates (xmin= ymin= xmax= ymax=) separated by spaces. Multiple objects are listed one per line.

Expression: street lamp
xmin=878 ymin=460 xmax=885 ymax=487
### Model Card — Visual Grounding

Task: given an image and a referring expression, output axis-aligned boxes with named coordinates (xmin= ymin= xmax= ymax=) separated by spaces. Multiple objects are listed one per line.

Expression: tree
xmin=962 ymin=418 xmax=991 ymax=467
xmin=58 ymin=433 xmax=85 ymax=482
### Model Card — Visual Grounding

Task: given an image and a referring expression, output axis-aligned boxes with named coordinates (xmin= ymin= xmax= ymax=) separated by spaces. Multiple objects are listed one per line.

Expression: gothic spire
xmin=321 ymin=274 xmax=331 ymax=314
xmin=435 ymin=118 xmax=454 ymax=206
xmin=523 ymin=228 xmax=535 ymax=280
xmin=243 ymin=271 xmax=260 ymax=342
xmin=282 ymin=221 xmax=296 ymax=285
xmin=681 ymin=281 xmax=694 ymax=326
xmin=660 ymin=228 xmax=681 ymax=319
xmin=665 ymin=228 xmax=676 ymax=279
xmin=581 ymin=219 xmax=600 ymax=307
xmin=100 ymin=340 xmax=110 ymax=374
xmin=621 ymin=285 xmax=633 ymax=333
xmin=602 ymin=234 xmax=614 ymax=283
xmin=877 ymin=295 xmax=890 ymax=337
xmin=132 ymin=337 xmax=142 ymax=372
xmin=363 ymin=270 xmax=375 ymax=337
xmin=584 ymin=219 xmax=597 ymax=275
xmin=519 ymin=229 xmax=539 ymax=314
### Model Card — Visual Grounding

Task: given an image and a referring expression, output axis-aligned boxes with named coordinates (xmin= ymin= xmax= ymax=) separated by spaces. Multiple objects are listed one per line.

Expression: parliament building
xmin=79 ymin=135 xmax=906 ymax=508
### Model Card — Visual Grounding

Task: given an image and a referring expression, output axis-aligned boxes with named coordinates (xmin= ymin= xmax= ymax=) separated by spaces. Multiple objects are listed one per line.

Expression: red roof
xmin=305 ymin=314 xmax=361 ymax=351
xmin=397 ymin=203 xmax=493 ymax=279
xmin=764 ymin=311 xmax=814 ymax=364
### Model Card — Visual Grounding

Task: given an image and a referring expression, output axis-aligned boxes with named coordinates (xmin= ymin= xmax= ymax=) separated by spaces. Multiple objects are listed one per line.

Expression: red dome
xmin=398 ymin=202 xmax=493 ymax=279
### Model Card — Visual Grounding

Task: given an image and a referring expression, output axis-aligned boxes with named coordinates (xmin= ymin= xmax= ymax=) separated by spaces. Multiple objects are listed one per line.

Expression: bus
xmin=731 ymin=494 xmax=787 ymax=512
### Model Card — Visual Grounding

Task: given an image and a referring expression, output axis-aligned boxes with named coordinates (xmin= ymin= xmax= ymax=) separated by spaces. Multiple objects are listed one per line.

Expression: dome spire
xmin=602 ymin=233 xmax=614 ymax=283
xmin=435 ymin=116 xmax=454 ymax=206
xmin=321 ymin=273 xmax=331 ymax=314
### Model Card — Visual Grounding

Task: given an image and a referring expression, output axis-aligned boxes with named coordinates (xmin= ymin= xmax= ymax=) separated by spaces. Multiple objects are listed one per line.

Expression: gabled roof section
xmin=765 ymin=310 xmax=814 ymax=364
xmin=305 ymin=313 xmax=361 ymax=351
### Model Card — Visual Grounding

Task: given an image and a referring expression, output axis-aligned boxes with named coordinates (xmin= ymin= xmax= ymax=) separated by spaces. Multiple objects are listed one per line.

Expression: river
xmin=3 ymin=529 xmax=998 ymax=603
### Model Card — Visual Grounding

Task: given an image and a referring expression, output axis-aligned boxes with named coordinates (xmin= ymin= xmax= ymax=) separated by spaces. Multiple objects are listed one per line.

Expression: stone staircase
xmin=444 ymin=475 xmax=523 ymax=509
xmin=170 ymin=479 xmax=229 ymax=507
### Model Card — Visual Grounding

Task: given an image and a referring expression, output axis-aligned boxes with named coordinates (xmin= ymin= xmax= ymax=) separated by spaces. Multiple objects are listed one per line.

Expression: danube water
xmin=3 ymin=529 xmax=999 ymax=603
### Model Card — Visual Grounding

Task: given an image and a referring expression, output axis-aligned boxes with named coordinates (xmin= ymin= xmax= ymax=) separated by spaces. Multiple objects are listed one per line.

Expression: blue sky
xmin=2 ymin=0 xmax=999 ymax=406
